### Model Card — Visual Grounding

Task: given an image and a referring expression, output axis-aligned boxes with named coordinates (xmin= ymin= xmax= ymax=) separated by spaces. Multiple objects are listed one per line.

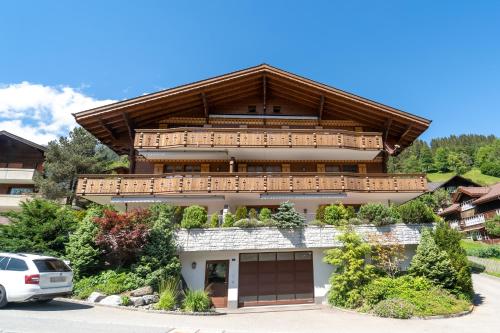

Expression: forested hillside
xmin=388 ymin=134 xmax=500 ymax=184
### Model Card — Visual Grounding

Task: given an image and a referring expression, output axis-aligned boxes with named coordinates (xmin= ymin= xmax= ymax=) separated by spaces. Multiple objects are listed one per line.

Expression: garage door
xmin=238 ymin=251 xmax=314 ymax=307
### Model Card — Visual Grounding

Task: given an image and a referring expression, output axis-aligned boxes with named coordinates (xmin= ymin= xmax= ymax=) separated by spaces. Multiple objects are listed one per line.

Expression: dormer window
xmin=248 ymin=105 xmax=257 ymax=113
xmin=273 ymin=105 xmax=281 ymax=113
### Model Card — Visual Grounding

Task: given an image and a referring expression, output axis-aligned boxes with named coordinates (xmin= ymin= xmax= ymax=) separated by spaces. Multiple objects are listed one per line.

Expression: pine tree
xmin=409 ymin=228 xmax=457 ymax=289
xmin=272 ymin=201 xmax=305 ymax=229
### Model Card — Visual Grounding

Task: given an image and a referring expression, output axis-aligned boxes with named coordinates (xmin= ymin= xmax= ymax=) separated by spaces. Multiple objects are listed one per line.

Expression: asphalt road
xmin=0 ymin=274 xmax=498 ymax=333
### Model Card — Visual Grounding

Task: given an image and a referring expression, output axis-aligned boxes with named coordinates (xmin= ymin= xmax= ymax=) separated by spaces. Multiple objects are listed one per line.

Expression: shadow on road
xmin=473 ymin=292 xmax=485 ymax=306
xmin=4 ymin=300 xmax=93 ymax=312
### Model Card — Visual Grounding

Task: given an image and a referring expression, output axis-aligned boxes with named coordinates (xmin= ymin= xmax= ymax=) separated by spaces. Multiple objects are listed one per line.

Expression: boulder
xmin=129 ymin=296 xmax=145 ymax=307
xmin=99 ymin=295 xmax=123 ymax=306
xmin=130 ymin=286 xmax=153 ymax=297
xmin=142 ymin=294 xmax=160 ymax=305
xmin=86 ymin=292 xmax=105 ymax=303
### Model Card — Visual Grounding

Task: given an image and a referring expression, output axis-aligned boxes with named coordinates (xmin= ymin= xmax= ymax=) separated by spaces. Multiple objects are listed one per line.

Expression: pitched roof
xmin=439 ymin=203 xmax=460 ymax=216
xmin=473 ymin=183 xmax=500 ymax=205
xmin=0 ymin=131 xmax=47 ymax=152
xmin=73 ymin=64 xmax=431 ymax=153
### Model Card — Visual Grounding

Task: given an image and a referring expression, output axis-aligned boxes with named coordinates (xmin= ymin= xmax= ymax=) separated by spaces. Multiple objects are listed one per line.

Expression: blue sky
xmin=0 ymin=0 xmax=499 ymax=143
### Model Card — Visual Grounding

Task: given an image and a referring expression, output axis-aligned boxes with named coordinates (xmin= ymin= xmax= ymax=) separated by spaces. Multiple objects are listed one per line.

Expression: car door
xmin=1 ymin=257 xmax=30 ymax=300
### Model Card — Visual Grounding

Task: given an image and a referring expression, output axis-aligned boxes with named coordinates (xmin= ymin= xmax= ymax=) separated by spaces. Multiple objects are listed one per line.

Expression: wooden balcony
xmin=134 ymin=128 xmax=383 ymax=151
xmin=76 ymin=172 xmax=427 ymax=196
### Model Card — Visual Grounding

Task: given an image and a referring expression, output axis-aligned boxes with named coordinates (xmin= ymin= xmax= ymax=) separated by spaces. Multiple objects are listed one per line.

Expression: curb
xmin=56 ymin=297 xmax=225 ymax=316
xmin=328 ymin=304 xmax=474 ymax=320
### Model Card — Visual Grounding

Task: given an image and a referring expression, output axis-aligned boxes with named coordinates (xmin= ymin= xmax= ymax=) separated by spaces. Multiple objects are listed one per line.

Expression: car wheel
xmin=0 ymin=285 xmax=8 ymax=308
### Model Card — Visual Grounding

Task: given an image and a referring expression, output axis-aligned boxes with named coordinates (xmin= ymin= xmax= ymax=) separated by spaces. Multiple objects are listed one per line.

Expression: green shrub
xmin=222 ymin=213 xmax=235 ymax=227
xmin=181 ymin=205 xmax=207 ymax=229
xmin=235 ymin=206 xmax=248 ymax=220
xmin=397 ymin=200 xmax=436 ymax=224
xmin=468 ymin=260 xmax=486 ymax=273
xmin=469 ymin=246 xmax=500 ymax=259
xmin=182 ymin=290 xmax=211 ymax=312
xmin=480 ymin=161 xmax=500 ymax=177
xmin=248 ymin=208 xmax=258 ymax=220
xmin=432 ymin=221 xmax=473 ymax=298
xmin=323 ymin=203 xmax=350 ymax=226
xmin=485 ymin=215 xmax=500 ymax=237
xmin=208 ymin=213 xmax=219 ymax=228
xmin=272 ymin=201 xmax=305 ymax=229
xmin=234 ymin=218 xmax=260 ymax=228
xmin=347 ymin=217 xmax=364 ymax=225
xmin=121 ymin=296 xmax=131 ymax=306
xmin=258 ymin=208 xmax=272 ymax=221
xmin=324 ymin=230 xmax=376 ymax=308
xmin=156 ymin=278 xmax=179 ymax=310
xmin=409 ymin=228 xmax=457 ymax=289
xmin=315 ymin=205 xmax=326 ymax=222
xmin=73 ymin=270 xmax=144 ymax=299
xmin=309 ymin=219 xmax=326 ymax=227
xmin=373 ymin=298 xmax=415 ymax=319
xmin=357 ymin=203 xmax=400 ymax=226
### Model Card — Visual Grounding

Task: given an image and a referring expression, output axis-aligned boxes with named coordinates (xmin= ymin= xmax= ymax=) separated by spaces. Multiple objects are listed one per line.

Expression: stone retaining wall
xmin=175 ymin=224 xmax=429 ymax=252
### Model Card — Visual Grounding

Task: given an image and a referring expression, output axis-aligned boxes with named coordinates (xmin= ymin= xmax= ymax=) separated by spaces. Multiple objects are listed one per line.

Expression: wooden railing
xmin=134 ymin=128 xmax=383 ymax=150
xmin=76 ymin=172 xmax=427 ymax=196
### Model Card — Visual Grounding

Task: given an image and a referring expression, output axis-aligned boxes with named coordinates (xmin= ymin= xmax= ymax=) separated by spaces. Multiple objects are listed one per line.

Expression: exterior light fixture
xmin=191 ymin=262 xmax=197 ymax=269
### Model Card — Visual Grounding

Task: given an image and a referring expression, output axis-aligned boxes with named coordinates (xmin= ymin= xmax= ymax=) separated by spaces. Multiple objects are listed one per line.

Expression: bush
xmin=397 ymin=200 xmax=436 ymax=224
xmin=73 ymin=270 xmax=144 ymax=299
xmin=222 ymin=213 xmax=235 ymax=227
xmin=324 ymin=230 xmax=376 ymax=308
xmin=156 ymin=278 xmax=179 ymax=310
xmin=373 ymin=298 xmax=415 ymax=319
xmin=485 ymin=215 xmax=500 ymax=237
xmin=432 ymin=221 xmax=473 ymax=298
xmin=468 ymin=260 xmax=486 ymax=273
xmin=0 ymin=198 xmax=78 ymax=257
xmin=182 ymin=290 xmax=211 ymax=312
xmin=234 ymin=218 xmax=260 ymax=228
xmin=235 ymin=206 xmax=248 ymax=221
xmin=323 ymin=203 xmax=350 ymax=226
xmin=469 ymin=246 xmax=500 ymax=259
xmin=357 ymin=203 xmax=400 ymax=226
xmin=315 ymin=205 xmax=326 ymax=222
xmin=480 ymin=161 xmax=500 ymax=177
xmin=208 ymin=213 xmax=219 ymax=228
xmin=409 ymin=228 xmax=457 ymax=289
xmin=121 ymin=296 xmax=131 ymax=306
xmin=94 ymin=209 xmax=150 ymax=268
xmin=248 ymin=208 xmax=258 ymax=220
xmin=258 ymin=208 xmax=272 ymax=221
xmin=309 ymin=219 xmax=326 ymax=227
xmin=347 ymin=217 xmax=364 ymax=225
xmin=272 ymin=201 xmax=305 ymax=229
xmin=66 ymin=205 xmax=108 ymax=279
xmin=132 ymin=207 xmax=181 ymax=288
xmin=181 ymin=205 xmax=207 ymax=229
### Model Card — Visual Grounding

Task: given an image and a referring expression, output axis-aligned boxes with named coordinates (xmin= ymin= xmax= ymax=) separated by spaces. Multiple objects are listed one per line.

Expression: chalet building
xmin=427 ymin=175 xmax=481 ymax=194
xmin=439 ymin=183 xmax=500 ymax=240
xmin=0 ymin=131 xmax=46 ymax=223
xmin=74 ymin=64 xmax=431 ymax=308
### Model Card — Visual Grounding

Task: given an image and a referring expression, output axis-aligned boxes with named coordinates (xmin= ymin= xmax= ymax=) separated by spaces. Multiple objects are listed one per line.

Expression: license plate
xmin=50 ymin=276 xmax=66 ymax=283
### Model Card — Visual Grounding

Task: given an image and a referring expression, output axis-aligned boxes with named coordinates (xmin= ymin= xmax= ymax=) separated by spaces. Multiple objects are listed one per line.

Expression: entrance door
xmin=205 ymin=260 xmax=229 ymax=308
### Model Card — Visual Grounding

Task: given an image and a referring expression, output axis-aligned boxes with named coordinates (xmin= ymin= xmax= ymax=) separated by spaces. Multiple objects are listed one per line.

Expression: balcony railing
xmin=134 ymin=128 xmax=383 ymax=151
xmin=0 ymin=168 xmax=36 ymax=183
xmin=76 ymin=172 xmax=427 ymax=196
xmin=457 ymin=209 xmax=500 ymax=230
xmin=460 ymin=199 xmax=475 ymax=211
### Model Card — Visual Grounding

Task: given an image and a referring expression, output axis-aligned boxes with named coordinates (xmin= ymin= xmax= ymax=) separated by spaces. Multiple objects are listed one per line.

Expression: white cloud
xmin=0 ymin=82 xmax=116 ymax=144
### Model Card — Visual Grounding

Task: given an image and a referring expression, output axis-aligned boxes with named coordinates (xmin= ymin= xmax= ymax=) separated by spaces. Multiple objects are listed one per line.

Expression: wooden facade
xmin=73 ymin=64 xmax=430 ymax=209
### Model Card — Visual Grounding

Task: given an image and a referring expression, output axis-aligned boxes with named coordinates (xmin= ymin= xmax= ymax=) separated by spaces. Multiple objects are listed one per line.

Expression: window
xmin=273 ymin=105 xmax=281 ymax=113
xmin=0 ymin=256 xmax=8 ymax=270
xmin=9 ymin=187 xmax=34 ymax=195
xmin=343 ymin=165 xmax=358 ymax=173
xmin=247 ymin=165 xmax=281 ymax=173
xmin=325 ymin=165 xmax=341 ymax=172
xmin=248 ymin=105 xmax=257 ymax=113
xmin=164 ymin=164 xmax=200 ymax=173
xmin=6 ymin=258 xmax=28 ymax=271
xmin=33 ymin=259 xmax=71 ymax=273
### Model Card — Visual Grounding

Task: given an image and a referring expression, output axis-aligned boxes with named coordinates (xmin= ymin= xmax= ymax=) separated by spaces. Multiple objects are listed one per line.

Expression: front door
xmin=205 ymin=260 xmax=229 ymax=308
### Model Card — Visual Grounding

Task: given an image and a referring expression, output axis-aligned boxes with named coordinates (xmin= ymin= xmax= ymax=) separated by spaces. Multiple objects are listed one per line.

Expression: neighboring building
xmin=73 ymin=64 xmax=431 ymax=308
xmin=427 ymin=175 xmax=481 ymax=193
xmin=0 ymin=131 xmax=46 ymax=223
xmin=439 ymin=183 xmax=500 ymax=240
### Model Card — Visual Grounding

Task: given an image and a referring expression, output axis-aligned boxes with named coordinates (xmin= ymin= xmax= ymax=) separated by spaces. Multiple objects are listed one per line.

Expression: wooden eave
xmin=73 ymin=64 xmax=431 ymax=154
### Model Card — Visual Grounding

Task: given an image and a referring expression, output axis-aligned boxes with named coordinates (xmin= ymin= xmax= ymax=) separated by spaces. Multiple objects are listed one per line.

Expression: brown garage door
xmin=238 ymin=251 xmax=314 ymax=307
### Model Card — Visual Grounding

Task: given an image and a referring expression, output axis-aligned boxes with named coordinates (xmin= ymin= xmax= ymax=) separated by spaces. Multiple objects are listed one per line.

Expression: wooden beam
xmin=384 ymin=118 xmax=393 ymax=142
xmin=99 ymin=120 xmax=117 ymax=141
xmin=398 ymin=125 xmax=413 ymax=143
xmin=122 ymin=112 xmax=134 ymax=144
xmin=201 ymin=92 xmax=209 ymax=119
xmin=263 ymin=74 xmax=267 ymax=112
xmin=318 ymin=94 xmax=325 ymax=119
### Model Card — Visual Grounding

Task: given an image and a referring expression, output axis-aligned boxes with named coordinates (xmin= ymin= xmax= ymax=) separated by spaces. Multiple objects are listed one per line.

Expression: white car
xmin=0 ymin=253 xmax=73 ymax=308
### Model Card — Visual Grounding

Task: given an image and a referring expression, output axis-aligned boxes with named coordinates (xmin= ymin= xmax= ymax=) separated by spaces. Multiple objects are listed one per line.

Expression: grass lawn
xmin=460 ymin=239 xmax=490 ymax=252
xmin=486 ymin=271 xmax=500 ymax=278
xmin=426 ymin=168 xmax=500 ymax=186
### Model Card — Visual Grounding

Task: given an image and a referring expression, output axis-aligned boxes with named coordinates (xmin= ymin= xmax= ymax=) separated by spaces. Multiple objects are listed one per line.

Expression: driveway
xmin=0 ymin=274 xmax=498 ymax=333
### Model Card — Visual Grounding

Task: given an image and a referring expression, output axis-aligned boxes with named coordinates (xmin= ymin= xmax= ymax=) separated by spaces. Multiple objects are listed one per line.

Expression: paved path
xmin=0 ymin=274 xmax=498 ymax=333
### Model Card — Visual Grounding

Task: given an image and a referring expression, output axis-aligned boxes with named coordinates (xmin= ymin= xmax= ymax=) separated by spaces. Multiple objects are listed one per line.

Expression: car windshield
xmin=33 ymin=259 xmax=71 ymax=273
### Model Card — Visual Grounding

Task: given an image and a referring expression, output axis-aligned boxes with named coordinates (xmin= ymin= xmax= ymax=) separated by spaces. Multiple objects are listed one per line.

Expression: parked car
xmin=0 ymin=253 xmax=73 ymax=308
